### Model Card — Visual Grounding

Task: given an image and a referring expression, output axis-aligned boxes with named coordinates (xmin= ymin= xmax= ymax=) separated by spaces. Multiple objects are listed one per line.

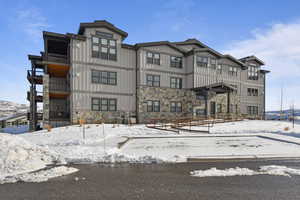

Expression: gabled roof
xmin=239 ymin=55 xmax=265 ymax=65
xmin=173 ymin=38 xmax=209 ymax=48
xmin=192 ymin=48 xmax=223 ymax=58
xmin=192 ymin=82 xmax=237 ymax=94
xmin=78 ymin=20 xmax=128 ymax=40
xmin=135 ymin=41 xmax=187 ymax=54
xmin=223 ymin=54 xmax=247 ymax=69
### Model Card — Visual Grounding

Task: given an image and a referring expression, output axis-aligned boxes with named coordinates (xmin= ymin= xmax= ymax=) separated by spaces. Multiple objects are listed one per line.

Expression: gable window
xmin=146 ymin=74 xmax=160 ymax=87
xmin=92 ymin=70 xmax=117 ymax=85
xmin=170 ymin=102 xmax=182 ymax=112
xmin=170 ymin=56 xmax=183 ymax=68
xmin=96 ymin=31 xmax=113 ymax=39
xmin=146 ymin=52 xmax=160 ymax=65
xmin=92 ymin=98 xmax=117 ymax=111
xmin=229 ymin=66 xmax=238 ymax=76
xmin=247 ymin=88 xmax=258 ymax=96
xmin=248 ymin=66 xmax=259 ymax=80
xmin=170 ymin=77 xmax=182 ymax=89
xmin=196 ymin=56 xmax=208 ymax=67
xmin=210 ymin=58 xmax=217 ymax=69
xmin=147 ymin=100 xmax=160 ymax=112
xmin=92 ymin=36 xmax=117 ymax=61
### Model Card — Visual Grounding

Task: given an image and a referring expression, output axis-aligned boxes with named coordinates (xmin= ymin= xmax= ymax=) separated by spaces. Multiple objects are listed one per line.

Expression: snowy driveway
xmin=121 ymin=135 xmax=300 ymax=161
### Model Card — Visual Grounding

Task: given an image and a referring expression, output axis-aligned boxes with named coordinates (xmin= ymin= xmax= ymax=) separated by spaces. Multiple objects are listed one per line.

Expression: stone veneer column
xmin=43 ymin=74 xmax=50 ymax=128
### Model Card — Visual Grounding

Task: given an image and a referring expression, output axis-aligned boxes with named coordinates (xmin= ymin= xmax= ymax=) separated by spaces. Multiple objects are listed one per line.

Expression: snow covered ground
xmin=190 ymin=165 xmax=300 ymax=178
xmin=1 ymin=120 xmax=300 ymax=184
xmin=0 ymin=133 xmax=78 ymax=184
xmin=184 ymin=120 xmax=300 ymax=135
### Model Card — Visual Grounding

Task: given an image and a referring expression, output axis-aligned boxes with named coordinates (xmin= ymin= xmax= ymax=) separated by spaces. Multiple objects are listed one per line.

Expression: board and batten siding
xmin=138 ymin=45 xmax=187 ymax=88
xmin=69 ymin=27 xmax=137 ymax=114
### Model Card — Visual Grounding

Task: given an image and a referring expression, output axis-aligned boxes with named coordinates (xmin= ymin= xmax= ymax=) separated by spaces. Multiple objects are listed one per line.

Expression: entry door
xmin=210 ymin=102 xmax=216 ymax=115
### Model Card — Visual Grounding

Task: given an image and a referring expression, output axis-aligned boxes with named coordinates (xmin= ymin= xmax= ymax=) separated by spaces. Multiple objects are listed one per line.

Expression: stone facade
xmin=43 ymin=74 xmax=50 ymax=128
xmin=137 ymin=86 xmax=204 ymax=123
xmin=71 ymin=110 xmax=136 ymax=124
xmin=136 ymin=86 xmax=242 ymax=123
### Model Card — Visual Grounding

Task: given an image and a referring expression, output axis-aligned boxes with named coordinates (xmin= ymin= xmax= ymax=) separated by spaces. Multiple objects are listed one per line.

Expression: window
xmin=217 ymin=104 xmax=222 ymax=113
xmin=170 ymin=77 xmax=182 ymax=89
xmin=92 ymin=36 xmax=117 ymax=61
xmin=247 ymin=88 xmax=258 ymax=96
xmin=146 ymin=52 xmax=160 ymax=65
xmin=146 ymin=74 xmax=160 ymax=87
xmin=147 ymin=100 xmax=160 ymax=112
xmin=170 ymin=102 xmax=182 ymax=112
xmin=170 ymin=56 xmax=183 ymax=68
xmin=248 ymin=66 xmax=259 ymax=80
xmin=210 ymin=58 xmax=217 ymax=69
xmin=92 ymin=70 xmax=117 ymax=85
xmin=216 ymin=64 xmax=222 ymax=74
xmin=91 ymin=98 xmax=117 ymax=111
xmin=247 ymin=106 xmax=258 ymax=115
xmin=196 ymin=56 xmax=208 ymax=67
xmin=229 ymin=66 xmax=238 ymax=76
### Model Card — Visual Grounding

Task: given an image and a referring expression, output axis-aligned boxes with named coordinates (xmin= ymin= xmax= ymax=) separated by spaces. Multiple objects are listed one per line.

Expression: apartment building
xmin=27 ymin=20 xmax=270 ymax=131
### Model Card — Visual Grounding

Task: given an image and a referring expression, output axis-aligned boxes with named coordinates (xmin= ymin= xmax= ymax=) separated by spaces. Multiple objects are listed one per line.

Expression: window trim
xmin=170 ymin=56 xmax=183 ymax=68
xmin=91 ymin=35 xmax=117 ymax=61
xmin=170 ymin=101 xmax=182 ymax=112
xmin=146 ymin=51 xmax=160 ymax=65
xmin=170 ymin=77 xmax=183 ymax=89
xmin=147 ymin=100 xmax=160 ymax=112
xmin=196 ymin=56 xmax=208 ymax=67
xmin=91 ymin=98 xmax=117 ymax=112
xmin=91 ymin=70 xmax=117 ymax=85
xmin=146 ymin=74 xmax=160 ymax=87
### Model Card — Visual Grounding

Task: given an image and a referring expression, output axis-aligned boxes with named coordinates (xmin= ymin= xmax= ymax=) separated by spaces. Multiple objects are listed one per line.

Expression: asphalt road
xmin=1 ymin=159 xmax=300 ymax=200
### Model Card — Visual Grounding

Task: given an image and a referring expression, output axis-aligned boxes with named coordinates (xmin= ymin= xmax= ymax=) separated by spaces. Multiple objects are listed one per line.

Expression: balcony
xmin=45 ymin=53 xmax=69 ymax=65
xmin=27 ymin=91 xmax=43 ymax=102
xmin=27 ymin=70 xmax=43 ymax=84
xmin=27 ymin=112 xmax=43 ymax=120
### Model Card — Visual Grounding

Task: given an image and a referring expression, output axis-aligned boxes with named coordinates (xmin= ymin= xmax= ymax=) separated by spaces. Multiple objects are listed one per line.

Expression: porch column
xmin=227 ymin=91 xmax=230 ymax=113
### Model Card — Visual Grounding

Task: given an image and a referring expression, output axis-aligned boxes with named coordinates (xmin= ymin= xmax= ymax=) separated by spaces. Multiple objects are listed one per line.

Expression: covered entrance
xmin=192 ymin=82 xmax=237 ymax=118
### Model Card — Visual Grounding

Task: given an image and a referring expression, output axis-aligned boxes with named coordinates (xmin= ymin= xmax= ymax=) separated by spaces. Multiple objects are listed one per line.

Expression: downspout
xmin=135 ymin=47 xmax=139 ymax=123
xmin=263 ymin=73 xmax=266 ymax=120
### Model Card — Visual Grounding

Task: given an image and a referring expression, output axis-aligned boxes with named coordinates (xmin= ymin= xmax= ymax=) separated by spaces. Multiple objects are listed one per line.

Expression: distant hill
xmin=0 ymin=100 xmax=28 ymax=118
xmin=266 ymin=109 xmax=300 ymax=120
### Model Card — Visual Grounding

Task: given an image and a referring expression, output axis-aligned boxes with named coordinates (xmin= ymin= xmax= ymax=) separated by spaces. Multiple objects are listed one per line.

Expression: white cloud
xmin=14 ymin=7 xmax=50 ymax=40
xmin=224 ymin=21 xmax=300 ymax=110
xmin=149 ymin=0 xmax=204 ymax=40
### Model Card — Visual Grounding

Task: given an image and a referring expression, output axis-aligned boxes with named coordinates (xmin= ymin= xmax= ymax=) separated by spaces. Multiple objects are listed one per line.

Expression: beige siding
xmin=71 ymin=92 xmax=135 ymax=112
xmin=70 ymin=27 xmax=137 ymax=115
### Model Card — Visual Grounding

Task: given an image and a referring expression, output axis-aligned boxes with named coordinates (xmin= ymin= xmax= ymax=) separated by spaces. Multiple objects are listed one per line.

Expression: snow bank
xmin=196 ymin=120 xmax=300 ymax=135
xmin=190 ymin=165 xmax=300 ymax=178
xmin=1 ymin=166 xmax=78 ymax=184
xmin=0 ymin=133 xmax=66 ymax=183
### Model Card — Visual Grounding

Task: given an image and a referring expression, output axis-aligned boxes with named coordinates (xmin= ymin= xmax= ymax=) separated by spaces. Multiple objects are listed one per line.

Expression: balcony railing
xmin=27 ymin=91 xmax=43 ymax=102
xmin=45 ymin=53 xmax=69 ymax=64
xmin=27 ymin=70 xmax=43 ymax=84
xmin=27 ymin=112 xmax=43 ymax=120
xmin=49 ymin=80 xmax=70 ymax=92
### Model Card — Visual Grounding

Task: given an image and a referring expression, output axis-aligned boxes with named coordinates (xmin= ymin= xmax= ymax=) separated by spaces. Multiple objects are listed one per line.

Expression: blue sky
xmin=1 ymin=0 xmax=300 ymax=110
